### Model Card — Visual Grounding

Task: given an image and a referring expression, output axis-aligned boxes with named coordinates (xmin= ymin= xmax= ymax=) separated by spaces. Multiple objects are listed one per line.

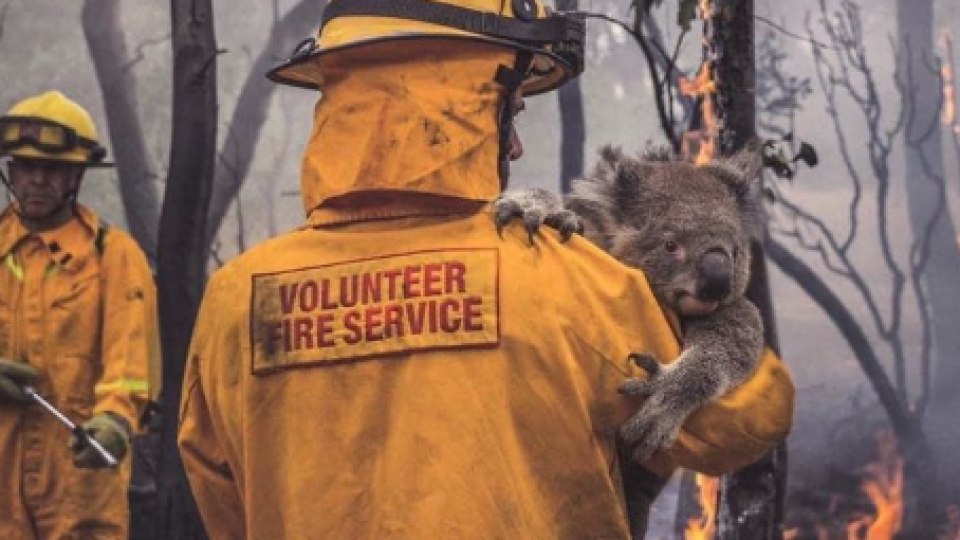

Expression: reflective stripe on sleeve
xmin=4 ymin=254 xmax=23 ymax=281
xmin=95 ymin=378 xmax=149 ymax=396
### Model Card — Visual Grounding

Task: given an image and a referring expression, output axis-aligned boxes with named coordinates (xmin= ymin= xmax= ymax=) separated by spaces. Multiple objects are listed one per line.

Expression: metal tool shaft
xmin=22 ymin=386 xmax=119 ymax=468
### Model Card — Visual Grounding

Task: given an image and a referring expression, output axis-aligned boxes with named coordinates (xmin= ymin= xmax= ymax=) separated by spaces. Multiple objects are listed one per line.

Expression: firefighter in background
xmin=0 ymin=91 xmax=160 ymax=539
xmin=179 ymin=0 xmax=794 ymax=538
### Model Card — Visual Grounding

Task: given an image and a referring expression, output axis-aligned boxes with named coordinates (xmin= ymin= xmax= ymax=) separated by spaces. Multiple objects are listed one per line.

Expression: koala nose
xmin=697 ymin=249 xmax=732 ymax=302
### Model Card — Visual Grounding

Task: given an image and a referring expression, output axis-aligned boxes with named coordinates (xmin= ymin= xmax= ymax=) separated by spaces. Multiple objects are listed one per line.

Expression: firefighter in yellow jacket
xmin=0 ymin=91 xmax=160 ymax=539
xmin=179 ymin=1 xmax=795 ymax=538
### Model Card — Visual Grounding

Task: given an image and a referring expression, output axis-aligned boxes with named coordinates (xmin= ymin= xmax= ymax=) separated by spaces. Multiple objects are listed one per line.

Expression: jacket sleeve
xmin=94 ymin=232 xmax=160 ymax=430
xmin=646 ymin=347 xmax=795 ymax=477
xmin=624 ymin=290 xmax=795 ymax=477
xmin=178 ymin=271 xmax=246 ymax=540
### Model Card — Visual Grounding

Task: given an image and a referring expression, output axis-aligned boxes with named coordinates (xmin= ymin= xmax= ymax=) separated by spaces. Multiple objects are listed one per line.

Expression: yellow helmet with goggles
xmin=267 ymin=0 xmax=585 ymax=96
xmin=0 ymin=91 xmax=110 ymax=167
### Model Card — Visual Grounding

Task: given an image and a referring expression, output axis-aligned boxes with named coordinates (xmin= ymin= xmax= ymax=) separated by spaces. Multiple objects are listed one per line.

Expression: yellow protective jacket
xmin=0 ymin=204 xmax=159 ymax=539
xmin=179 ymin=45 xmax=793 ymax=540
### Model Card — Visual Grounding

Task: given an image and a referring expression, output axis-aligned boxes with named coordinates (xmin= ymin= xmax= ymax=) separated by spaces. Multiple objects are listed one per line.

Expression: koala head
xmin=567 ymin=145 xmax=764 ymax=317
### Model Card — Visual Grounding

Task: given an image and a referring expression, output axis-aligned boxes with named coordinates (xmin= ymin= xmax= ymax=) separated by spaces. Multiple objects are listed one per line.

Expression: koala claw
xmin=618 ymin=365 xmax=663 ymax=399
xmin=493 ymin=198 xmax=522 ymax=238
xmin=627 ymin=352 xmax=660 ymax=375
xmin=544 ymin=210 xmax=585 ymax=243
xmin=523 ymin=212 xmax=545 ymax=246
xmin=620 ymin=405 xmax=684 ymax=463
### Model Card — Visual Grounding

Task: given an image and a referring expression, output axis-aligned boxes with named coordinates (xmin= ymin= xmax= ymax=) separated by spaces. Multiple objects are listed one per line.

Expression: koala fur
xmin=493 ymin=145 xmax=765 ymax=462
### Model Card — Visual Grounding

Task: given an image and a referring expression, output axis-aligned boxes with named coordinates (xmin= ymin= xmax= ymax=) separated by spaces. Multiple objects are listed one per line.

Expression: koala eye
xmin=732 ymin=247 xmax=740 ymax=259
xmin=664 ymin=240 xmax=679 ymax=253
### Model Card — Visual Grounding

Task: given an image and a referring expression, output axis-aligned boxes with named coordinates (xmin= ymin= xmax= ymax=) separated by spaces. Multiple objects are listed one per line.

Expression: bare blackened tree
xmin=155 ymin=0 xmax=218 ymax=538
xmin=758 ymin=1 xmax=948 ymax=534
xmin=81 ymin=0 xmax=163 ymax=263
xmin=897 ymin=0 xmax=960 ymax=510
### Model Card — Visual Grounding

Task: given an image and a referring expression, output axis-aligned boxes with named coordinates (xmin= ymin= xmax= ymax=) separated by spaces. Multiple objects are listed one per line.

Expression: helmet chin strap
xmin=495 ymin=52 xmax=534 ymax=191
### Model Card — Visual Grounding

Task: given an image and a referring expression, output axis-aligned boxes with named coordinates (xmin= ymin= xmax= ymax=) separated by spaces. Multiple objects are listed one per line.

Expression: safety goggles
xmin=0 ymin=116 xmax=105 ymax=161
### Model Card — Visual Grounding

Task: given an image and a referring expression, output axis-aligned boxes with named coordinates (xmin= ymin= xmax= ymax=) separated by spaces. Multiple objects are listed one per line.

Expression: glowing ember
xmin=684 ymin=473 xmax=720 ymax=540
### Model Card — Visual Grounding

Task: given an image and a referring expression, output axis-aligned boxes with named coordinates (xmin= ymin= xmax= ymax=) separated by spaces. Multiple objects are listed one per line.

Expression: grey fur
xmin=493 ymin=145 xmax=765 ymax=462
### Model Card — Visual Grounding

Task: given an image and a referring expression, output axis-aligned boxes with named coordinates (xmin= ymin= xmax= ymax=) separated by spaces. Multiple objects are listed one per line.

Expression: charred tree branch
xmin=120 ymin=33 xmax=172 ymax=73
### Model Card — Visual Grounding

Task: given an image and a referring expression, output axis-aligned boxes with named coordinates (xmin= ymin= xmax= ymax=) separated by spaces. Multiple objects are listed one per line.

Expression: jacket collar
xmin=0 ymin=204 xmax=101 ymax=271
xmin=305 ymin=192 xmax=487 ymax=228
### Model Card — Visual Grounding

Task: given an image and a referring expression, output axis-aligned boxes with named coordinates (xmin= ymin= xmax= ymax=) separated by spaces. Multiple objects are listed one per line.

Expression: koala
xmin=493 ymin=145 xmax=765 ymax=462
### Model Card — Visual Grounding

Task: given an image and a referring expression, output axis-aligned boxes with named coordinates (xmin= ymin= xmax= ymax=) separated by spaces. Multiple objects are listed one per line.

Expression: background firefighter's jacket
xmin=0 ymin=203 xmax=160 ymax=539
xmin=178 ymin=46 xmax=794 ymax=540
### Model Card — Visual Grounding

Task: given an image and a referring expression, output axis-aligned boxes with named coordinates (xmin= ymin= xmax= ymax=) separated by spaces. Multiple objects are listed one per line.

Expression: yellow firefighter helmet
xmin=0 ymin=91 xmax=110 ymax=167
xmin=267 ymin=0 xmax=586 ymax=96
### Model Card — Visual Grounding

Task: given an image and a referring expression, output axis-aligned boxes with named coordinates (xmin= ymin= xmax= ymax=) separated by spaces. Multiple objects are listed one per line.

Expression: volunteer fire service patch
xmin=250 ymin=249 xmax=500 ymax=373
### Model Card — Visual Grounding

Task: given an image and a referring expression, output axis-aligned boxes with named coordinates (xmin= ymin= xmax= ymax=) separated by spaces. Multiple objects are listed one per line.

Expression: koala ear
xmin=704 ymin=143 xmax=766 ymax=240
xmin=639 ymin=143 xmax=675 ymax=162
xmin=709 ymin=143 xmax=763 ymax=198
xmin=567 ymin=145 xmax=640 ymax=250
xmin=598 ymin=145 xmax=625 ymax=170
xmin=730 ymin=141 xmax=764 ymax=181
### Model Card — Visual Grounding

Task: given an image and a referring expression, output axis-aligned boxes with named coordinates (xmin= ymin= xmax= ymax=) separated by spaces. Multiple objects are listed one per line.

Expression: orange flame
xmin=680 ymin=63 xmax=719 ymax=166
xmin=681 ymin=0 xmax=720 ymax=166
xmin=783 ymin=430 xmax=906 ymax=539
xmin=848 ymin=430 xmax=903 ymax=540
xmin=941 ymin=32 xmax=956 ymax=126
xmin=684 ymin=473 xmax=720 ymax=540
xmin=698 ymin=0 xmax=714 ymax=19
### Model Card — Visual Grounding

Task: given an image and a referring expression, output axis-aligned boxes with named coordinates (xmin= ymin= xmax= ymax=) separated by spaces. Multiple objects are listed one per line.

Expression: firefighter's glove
xmin=69 ymin=413 xmax=130 ymax=469
xmin=0 ymin=358 xmax=40 ymax=404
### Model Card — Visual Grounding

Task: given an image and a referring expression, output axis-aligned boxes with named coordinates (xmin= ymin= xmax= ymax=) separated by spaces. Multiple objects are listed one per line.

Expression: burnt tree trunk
xmin=897 ymin=0 xmax=960 ymax=515
xmin=81 ymin=0 xmax=162 ymax=264
xmin=154 ymin=0 xmax=218 ymax=538
xmin=714 ymin=1 xmax=789 ymax=538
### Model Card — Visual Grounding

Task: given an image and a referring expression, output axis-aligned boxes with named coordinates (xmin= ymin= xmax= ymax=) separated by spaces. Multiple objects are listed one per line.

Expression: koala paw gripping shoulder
xmin=493 ymin=188 xmax=584 ymax=244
